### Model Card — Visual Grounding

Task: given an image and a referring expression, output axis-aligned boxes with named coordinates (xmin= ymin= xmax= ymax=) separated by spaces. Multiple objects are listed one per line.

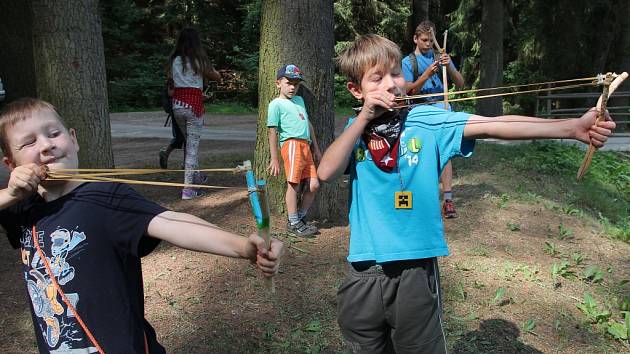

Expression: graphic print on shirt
xmin=22 ymin=226 xmax=93 ymax=352
xmin=399 ymin=130 xmax=422 ymax=167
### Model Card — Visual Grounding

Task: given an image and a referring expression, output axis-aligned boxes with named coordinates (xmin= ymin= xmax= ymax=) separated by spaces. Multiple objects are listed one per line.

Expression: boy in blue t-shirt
xmin=267 ymin=64 xmax=322 ymax=237
xmin=402 ymin=20 xmax=466 ymax=219
xmin=318 ymin=34 xmax=616 ymax=353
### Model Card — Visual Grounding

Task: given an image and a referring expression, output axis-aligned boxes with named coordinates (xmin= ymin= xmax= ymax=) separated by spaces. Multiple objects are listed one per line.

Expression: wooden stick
xmin=576 ymin=71 xmax=628 ymax=180
xmin=442 ymin=30 xmax=449 ymax=110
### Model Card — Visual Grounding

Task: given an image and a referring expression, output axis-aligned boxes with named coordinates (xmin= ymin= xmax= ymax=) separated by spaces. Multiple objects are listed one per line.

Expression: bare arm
xmin=204 ymin=65 xmax=221 ymax=82
xmin=308 ymin=122 xmax=322 ymax=163
xmin=463 ymin=109 xmax=615 ymax=147
xmin=267 ymin=127 xmax=280 ymax=176
xmin=147 ymin=211 xmax=284 ymax=276
xmin=439 ymin=53 xmax=464 ymax=88
xmin=0 ymin=163 xmax=46 ymax=210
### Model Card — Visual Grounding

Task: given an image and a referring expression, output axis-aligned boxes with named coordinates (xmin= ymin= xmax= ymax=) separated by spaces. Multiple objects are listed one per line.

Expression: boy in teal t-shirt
xmin=317 ymin=34 xmax=616 ymax=353
xmin=267 ymin=64 xmax=322 ymax=237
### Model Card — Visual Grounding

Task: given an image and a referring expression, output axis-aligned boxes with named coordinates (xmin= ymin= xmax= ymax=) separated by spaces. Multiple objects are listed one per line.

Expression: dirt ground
xmin=0 ymin=115 xmax=628 ymax=353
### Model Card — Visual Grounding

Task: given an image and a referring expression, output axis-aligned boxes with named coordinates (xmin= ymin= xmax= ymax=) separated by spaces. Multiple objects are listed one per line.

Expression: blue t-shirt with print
xmin=346 ymin=105 xmax=475 ymax=263
xmin=402 ymin=51 xmax=457 ymax=100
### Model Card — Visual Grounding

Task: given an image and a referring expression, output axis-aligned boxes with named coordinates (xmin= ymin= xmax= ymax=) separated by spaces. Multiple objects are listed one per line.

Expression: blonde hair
xmin=414 ymin=20 xmax=436 ymax=37
xmin=0 ymin=98 xmax=66 ymax=157
xmin=337 ymin=34 xmax=402 ymax=84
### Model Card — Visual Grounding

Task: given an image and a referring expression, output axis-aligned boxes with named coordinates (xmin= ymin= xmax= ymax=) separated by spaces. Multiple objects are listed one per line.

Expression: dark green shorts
xmin=337 ymin=258 xmax=447 ymax=354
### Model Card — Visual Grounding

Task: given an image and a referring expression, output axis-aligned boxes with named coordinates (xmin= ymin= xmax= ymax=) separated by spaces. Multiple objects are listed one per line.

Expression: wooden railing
xmin=536 ymin=91 xmax=630 ymax=133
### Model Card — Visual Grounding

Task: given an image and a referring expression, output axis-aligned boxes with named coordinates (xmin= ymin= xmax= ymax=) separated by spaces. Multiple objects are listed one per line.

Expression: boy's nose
xmin=39 ymin=137 xmax=55 ymax=152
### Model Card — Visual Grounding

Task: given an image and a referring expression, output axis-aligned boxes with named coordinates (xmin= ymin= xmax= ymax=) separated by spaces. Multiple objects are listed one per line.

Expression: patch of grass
xmin=454 ymin=142 xmax=629 ymax=243
xmin=205 ymin=100 xmax=257 ymax=114
xmin=465 ymin=245 xmax=491 ymax=257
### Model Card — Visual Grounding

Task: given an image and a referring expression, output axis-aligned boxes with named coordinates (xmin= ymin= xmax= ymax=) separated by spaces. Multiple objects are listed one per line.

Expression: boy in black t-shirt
xmin=0 ymin=98 xmax=284 ymax=353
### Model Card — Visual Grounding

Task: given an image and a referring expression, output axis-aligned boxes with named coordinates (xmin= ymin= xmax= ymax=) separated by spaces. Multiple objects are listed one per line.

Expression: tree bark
xmin=476 ymin=0 xmax=503 ymax=117
xmin=403 ymin=0 xmax=430 ymax=54
xmin=256 ymin=0 xmax=339 ymax=220
xmin=31 ymin=0 xmax=113 ymax=168
xmin=0 ymin=0 xmax=37 ymax=101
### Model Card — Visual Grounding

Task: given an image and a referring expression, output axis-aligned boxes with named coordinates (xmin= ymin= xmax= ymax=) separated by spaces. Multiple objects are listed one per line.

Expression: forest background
xmin=100 ymin=0 xmax=630 ymax=114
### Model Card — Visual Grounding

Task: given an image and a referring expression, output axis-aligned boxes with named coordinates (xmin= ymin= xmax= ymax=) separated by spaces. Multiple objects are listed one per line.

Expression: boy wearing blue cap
xmin=267 ymin=64 xmax=322 ymax=237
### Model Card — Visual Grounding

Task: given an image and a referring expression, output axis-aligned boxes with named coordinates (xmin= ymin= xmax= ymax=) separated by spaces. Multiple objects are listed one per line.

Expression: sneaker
xmin=300 ymin=216 xmax=319 ymax=233
xmin=287 ymin=220 xmax=317 ymax=237
xmin=442 ymin=199 xmax=458 ymax=219
xmin=159 ymin=148 xmax=168 ymax=169
xmin=182 ymin=188 xmax=203 ymax=200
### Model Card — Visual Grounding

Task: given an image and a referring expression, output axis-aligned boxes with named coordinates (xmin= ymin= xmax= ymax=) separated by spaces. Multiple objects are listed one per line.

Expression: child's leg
xmin=440 ymin=161 xmax=457 ymax=218
xmin=180 ymin=109 xmax=202 ymax=198
xmin=298 ymin=177 xmax=319 ymax=218
xmin=440 ymin=161 xmax=453 ymax=197
xmin=337 ymin=263 xmax=391 ymax=352
xmin=286 ymin=182 xmax=300 ymax=224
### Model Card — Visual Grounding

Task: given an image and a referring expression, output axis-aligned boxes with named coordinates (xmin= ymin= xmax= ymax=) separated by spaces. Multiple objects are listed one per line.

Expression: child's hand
xmin=267 ymin=158 xmax=280 ymax=176
xmin=575 ymin=108 xmax=616 ymax=147
xmin=438 ymin=53 xmax=451 ymax=66
xmin=247 ymin=234 xmax=284 ymax=277
xmin=422 ymin=61 xmax=439 ymax=78
xmin=7 ymin=163 xmax=47 ymax=200
xmin=360 ymin=89 xmax=397 ymax=121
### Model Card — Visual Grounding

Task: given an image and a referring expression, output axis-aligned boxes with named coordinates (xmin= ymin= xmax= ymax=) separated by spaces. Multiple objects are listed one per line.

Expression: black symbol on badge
xmin=397 ymin=194 xmax=409 ymax=207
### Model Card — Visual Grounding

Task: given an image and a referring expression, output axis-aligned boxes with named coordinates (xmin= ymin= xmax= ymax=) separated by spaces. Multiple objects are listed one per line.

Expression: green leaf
xmin=492 ymin=287 xmax=506 ymax=304
xmin=522 ymin=319 xmax=536 ymax=333
xmin=607 ymin=322 xmax=628 ymax=340
xmin=305 ymin=320 xmax=321 ymax=332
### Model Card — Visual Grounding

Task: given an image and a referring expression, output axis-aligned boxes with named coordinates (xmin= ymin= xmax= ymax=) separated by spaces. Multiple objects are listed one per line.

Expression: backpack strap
xmin=408 ymin=52 xmax=419 ymax=82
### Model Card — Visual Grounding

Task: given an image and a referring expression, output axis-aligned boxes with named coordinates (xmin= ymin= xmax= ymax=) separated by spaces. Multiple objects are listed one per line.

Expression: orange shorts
xmin=280 ymin=139 xmax=317 ymax=184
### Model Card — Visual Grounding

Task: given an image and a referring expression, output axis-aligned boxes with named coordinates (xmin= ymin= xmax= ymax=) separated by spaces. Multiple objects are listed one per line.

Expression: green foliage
xmin=506 ymin=222 xmax=520 ymax=232
xmin=581 ymin=265 xmax=605 ymax=284
xmin=543 ymin=241 xmax=559 ymax=257
xmin=522 ymin=319 xmax=537 ymax=334
xmin=491 ymin=287 xmax=506 ymax=305
xmin=551 ymin=260 xmax=576 ymax=282
xmin=577 ymin=293 xmax=611 ymax=324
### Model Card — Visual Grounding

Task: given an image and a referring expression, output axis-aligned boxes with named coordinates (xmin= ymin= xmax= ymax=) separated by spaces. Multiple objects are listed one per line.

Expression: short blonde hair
xmin=414 ymin=20 xmax=436 ymax=37
xmin=337 ymin=34 xmax=402 ymax=84
xmin=0 ymin=98 xmax=66 ymax=158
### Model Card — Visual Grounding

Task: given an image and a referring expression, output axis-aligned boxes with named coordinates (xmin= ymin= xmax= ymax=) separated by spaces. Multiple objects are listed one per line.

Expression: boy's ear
xmin=69 ymin=128 xmax=80 ymax=152
xmin=347 ymin=81 xmax=363 ymax=100
xmin=3 ymin=156 xmax=16 ymax=171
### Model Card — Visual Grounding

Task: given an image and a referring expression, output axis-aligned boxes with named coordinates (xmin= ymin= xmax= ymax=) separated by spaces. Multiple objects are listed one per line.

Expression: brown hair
xmin=336 ymin=34 xmax=402 ymax=84
xmin=0 ymin=98 xmax=66 ymax=157
xmin=168 ymin=27 xmax=211 ymax=77
xmin=414 ymin=20 xmax=436 ymax=37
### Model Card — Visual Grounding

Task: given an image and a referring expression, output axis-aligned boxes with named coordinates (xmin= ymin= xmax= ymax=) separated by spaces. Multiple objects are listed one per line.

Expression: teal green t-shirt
xmin=266 ymin=96 xmax=311 ymax=146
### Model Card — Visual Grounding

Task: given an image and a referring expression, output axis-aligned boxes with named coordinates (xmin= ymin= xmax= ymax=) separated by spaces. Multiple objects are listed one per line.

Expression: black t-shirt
xmin=0 ymin=182 xmax=168 ymax=353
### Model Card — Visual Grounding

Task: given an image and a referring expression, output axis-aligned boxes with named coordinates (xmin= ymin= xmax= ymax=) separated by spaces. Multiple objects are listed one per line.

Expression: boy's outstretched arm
xmin=147 ymin=211 xmax=284 ymax=277
xmin=463 ymin=108 xmax=615 ymax=147
xmin=0 ymin=163 xmax=47 ymax=209
xmin=267 ymin=127 xmax=281 ymax=176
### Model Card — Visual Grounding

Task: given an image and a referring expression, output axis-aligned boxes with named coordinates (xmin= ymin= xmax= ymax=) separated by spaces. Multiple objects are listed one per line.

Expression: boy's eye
xmin=19 ymin=139 xmax=36 ymax=149
xmin=49 ymin=130 xmax=61 ymax=138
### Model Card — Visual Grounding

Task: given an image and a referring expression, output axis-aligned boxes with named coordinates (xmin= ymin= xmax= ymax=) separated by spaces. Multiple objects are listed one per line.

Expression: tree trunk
xmin=255 ymin=0 xmax=339 ymax=220
xmin=0 ymin=0 xmax=37 ymax=101
xmin=31 ymin=0 xmax=113 ymax=168
xmin=403 ymin=0 xmax=430 ymax=54
xmin=476 ymin=0 xmax=503 ymax=117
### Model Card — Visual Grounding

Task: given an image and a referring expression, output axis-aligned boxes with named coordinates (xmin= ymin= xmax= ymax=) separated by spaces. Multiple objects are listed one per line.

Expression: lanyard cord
xmin=31 ymin=225 xmax=106 ymax=354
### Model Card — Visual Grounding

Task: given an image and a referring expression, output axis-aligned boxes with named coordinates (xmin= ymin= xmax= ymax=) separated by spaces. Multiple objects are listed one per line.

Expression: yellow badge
xmin=394 ymin=191 xmax=412 ymax=209
xmin=407 ymin=138 xmax=421 ymax=153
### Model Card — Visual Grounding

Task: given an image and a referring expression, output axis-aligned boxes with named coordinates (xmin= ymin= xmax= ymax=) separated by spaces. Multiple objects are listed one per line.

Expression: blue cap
xmin=276 ymin=64 xmax=304 ymax=81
